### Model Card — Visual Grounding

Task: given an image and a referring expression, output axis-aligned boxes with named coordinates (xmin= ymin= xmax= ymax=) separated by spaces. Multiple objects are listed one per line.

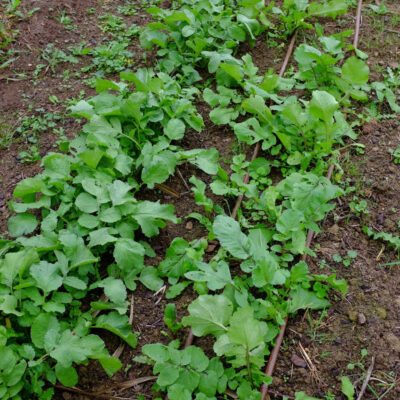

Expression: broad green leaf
xmin=341 ymin=376 xmax=355 ymax=400
xmin=142 ymin=343 xmax=170 ymax=363
xmin=41 ymin=210 xmax=58 ymax=232
xmin=98 ymin=356 xmax=123 ymax=377
xmin=31 ymin=313 xmax=60 ymax=349
xmin=159 ymin=238 xmax=200 ymax=283
xmin=182 ymin=295 xmax=233 ymax=337
xmin=227 ymin=307 xmax=264 ymax=350
xmin=242 ymin=95 xmax=272 ymax=123
xmin=30 ymin=261 xmax=63 ymax=293
xmin=130 ymin=201 xmax=178 ymax=237
xmin=276 ymin=209 xmax=304 ymax=234
xmin=69 ymin=100 xmax=94 ymax=119
xmin=88 ymin=228 xmax=117 ymax=247
xmin=75 ymin=192 xmax=98 ymax=214
xmin=42 ymin=153 xmax=71 ymax=179
xmin=109 ymin=180 xmax=133 ymax=206
xmin=165 ymin=118 xmax=185 ymax=140
xmin=78 ymin=149 xmax=104 ymax=169
xmin=155 ymin=364 xmax=180 ymax=386
xmin=95 ymin=312 xmax=137 ymax=348
xmin=8 ymin=213 xmax=38 ymax=237
xmin=55 ymin=364 xmax=78 ymax=386
xmin=64 ymin=276 xmax=87 ymax=290
xmin=96 ymin=277 xmax=127 ymax=305
xmin=287 ymin=287 xmax=330 ymax=313
xmin=341 ymin=57 xmax=369 ymax=86
xmin=185 ymin=261 xmax=233 ymax=291
xmin=248 ymin=227 xmax=273 ymax=260
xmin=213 ymin=215 xmax=250 ymax=259
xmin=180 ymin=148 xmax=220 ymax=175
xmin=308 ymin=0 xmax=347 ymax=18
xmin=0 ymin=248 xmax=38 ymax=287
xmin=78 ymin=213 xmax=99 ymax=229
xmin=139 ymin=266 xmax=164 ymax=291
xmin=99 ymin=207 xmax=121 ymax=223
xmin=309 ymin=90 xmax=339 ymax=123
xmin=114 ymin=239 xmax=145 ymax=274
xmin=0 ymin=295 xmax=23 ymax=316
xmin=50 ymin=331 xmax=104 ymax=368
xmin=140 ymin=28 xmax=168 ymax=50
xmin=13 ymin=178 xmax=45 ymax=199
xmin=10 ymin=195 xmax=50 ymax=213
xmin=140 ymin=146 xmax=178 ymax=186
xmin=220 ymin=63 xmax=243 ymax=82
xmin=252 ymin=253 xmax=289 ymax=287
xmin=210 ymin=107 xmax=239 ymax=125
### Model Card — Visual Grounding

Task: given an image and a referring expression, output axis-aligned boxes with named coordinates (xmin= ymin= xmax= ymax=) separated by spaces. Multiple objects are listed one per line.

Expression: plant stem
xmin=246 ymin=345 xmax=253 ymax=386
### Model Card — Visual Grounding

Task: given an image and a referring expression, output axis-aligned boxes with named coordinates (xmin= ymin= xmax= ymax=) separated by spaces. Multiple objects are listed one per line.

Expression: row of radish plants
xmin=1 ymin=1 xmax=397 ymax=399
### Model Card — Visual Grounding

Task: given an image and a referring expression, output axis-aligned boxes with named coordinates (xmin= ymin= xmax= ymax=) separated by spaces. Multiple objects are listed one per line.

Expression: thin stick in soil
xmin=356 ymin=356 xmax=375 ymax=400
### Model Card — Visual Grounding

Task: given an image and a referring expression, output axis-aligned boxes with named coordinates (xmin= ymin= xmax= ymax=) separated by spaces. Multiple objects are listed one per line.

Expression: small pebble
xmin=185 ymin=221 xmax=193 ymax=230
xmin=357 ymin=313 xmax=366 ymax=325
xmin=348 ymin=310 xmax=358 ymax=322
xmin=291 ymin=354 xmax=307 ymax=368
xmin=206 ymin=244 xmax=216 ymax=253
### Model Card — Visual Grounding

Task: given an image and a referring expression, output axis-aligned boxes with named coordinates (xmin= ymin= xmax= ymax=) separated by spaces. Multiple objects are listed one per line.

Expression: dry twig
xmin=298 ymin=342 xmax=319 ymax=383
xmin=356 ymin=356 xmax=375 ymax=400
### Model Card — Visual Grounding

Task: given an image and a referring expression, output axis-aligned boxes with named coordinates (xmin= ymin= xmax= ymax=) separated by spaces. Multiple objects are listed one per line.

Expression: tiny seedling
xmin=389 ymin=148 xmax=400 ymax=164
xmin=333 ymin=251 xmax=357 ymax=267
xmin=349 ymin=196 xmax=369 ymax=216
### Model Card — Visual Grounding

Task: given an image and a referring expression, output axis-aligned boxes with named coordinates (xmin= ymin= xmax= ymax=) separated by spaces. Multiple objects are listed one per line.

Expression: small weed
xmin=57 ymin=10 xmax=76 ymax=30
xmin=347 ymin=348 xmax=368 ymax=371
xmin=82 ymin=41 xmax=135 ymax=73
xmin=38 ymin=43 xmax=79 ymax=74
xmin=349 ymin=196 xmax=369 ymax=216
xmin=307 ymin=310 xmax=331 ymax=344
xmin=333 ymin=250 xmax=357 ymax=267
xmin=1 ymin=0 xmax=39 ymax=51
xmin=16 ymin=110 xmax=62 ymax=144
xmin=368 ymin=3 xmax=388 ymax=15
xmin=0 ymin=117 xmax=16 ymax=149
xmin=388 ymin=148 xmax=400 ymax=164
xmin=98 ymin=14 xmax=125 ymax=33
xmin=117 ymin=3 xmax=138 ymax=16
xmin=18 ymin=145 xmax=40 ymax=163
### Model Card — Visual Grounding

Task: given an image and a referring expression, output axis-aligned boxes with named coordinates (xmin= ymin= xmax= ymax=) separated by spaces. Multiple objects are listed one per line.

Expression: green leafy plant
xmin=164 ymin=304 xmax=182 ymax=334
xmin=0 ymin=0 xmax=373 ymax=398
xmin=40 ymin=43 xmax=79 ymax=73
xmin=389 ymin=148 xmax=400 ymax=164
xmin=349 ymin=196 xmax=369 ymax=216
xmin=272 ymin=0 xmax=348 ymax=37
xmin=136 ymin=341 xmax=229 ymax=400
